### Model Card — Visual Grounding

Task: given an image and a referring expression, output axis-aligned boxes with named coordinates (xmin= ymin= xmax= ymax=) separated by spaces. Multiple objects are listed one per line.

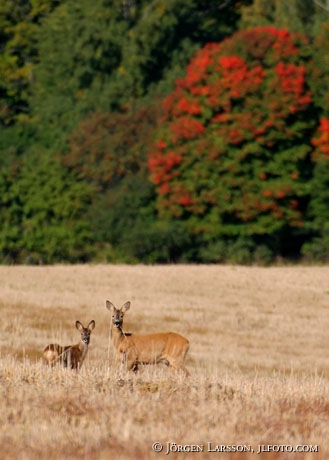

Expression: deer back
xmin=127 ymin=331 xmax=189 ymax=363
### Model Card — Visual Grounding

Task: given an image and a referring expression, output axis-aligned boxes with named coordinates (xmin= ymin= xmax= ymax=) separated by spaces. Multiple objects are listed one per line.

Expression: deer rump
xmin=43 ymin=344 xmax=81 ymax=369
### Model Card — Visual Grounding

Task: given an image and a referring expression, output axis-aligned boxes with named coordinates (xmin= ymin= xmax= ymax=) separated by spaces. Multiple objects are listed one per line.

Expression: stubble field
xmin=0 ymin=264 xmax=329 ymax=460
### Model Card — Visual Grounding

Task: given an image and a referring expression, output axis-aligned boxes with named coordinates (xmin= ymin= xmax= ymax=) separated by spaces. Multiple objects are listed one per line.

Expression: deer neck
xmin=111 ymin=325 xmax=126 ymax=348
xmin=78 ymin=340 xmax=89 ymax=364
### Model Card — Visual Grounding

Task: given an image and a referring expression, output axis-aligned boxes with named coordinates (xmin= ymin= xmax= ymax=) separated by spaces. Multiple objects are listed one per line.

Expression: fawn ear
xmin=76 ymin=320 xmax=84 ymax=331
xmin=122 ymin=301 xmax=130 ymax=312
xmin=106 ymin=300 xmax=115 ymax=311
xmin=88 ymin=320 xmax=95 ymax=331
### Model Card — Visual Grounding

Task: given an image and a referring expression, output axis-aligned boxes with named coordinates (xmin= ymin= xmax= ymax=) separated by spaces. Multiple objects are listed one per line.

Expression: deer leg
xmin=126 ymin=357 xmax=139 ymax=372
xmin=170 ymin=364 xmax=190 ymax=377
xmin=168 ymin=357 xmax=190 ymax=377
xmin=131 ymin=363 xmax=139 ymax=373
xmin=122 ymin=346 xmax=139 ymax=372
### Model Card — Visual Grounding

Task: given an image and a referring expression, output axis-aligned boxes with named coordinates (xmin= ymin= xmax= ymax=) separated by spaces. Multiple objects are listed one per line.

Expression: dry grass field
xmin=0 ymin=264 xmax=328 ymax=460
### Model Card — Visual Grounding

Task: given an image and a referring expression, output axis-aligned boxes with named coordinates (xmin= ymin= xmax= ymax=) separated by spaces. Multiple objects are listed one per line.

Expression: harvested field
xmin=0 ymin=264 xmax=328 ymax=459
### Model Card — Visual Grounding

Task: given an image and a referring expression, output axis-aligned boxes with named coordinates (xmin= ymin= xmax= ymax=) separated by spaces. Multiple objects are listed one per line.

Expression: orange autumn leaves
xmin=312 ymin=118 xmax=329 ymax=160
xmin=148 ymin=27 xmax=313 ymax=234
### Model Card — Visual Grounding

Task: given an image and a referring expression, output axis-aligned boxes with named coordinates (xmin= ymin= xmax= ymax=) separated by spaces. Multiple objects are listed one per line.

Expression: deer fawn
xmin=43 ymin=320 xmax=95 ymax=370
xmin=106 ymin=300 xmax=190 ymax=376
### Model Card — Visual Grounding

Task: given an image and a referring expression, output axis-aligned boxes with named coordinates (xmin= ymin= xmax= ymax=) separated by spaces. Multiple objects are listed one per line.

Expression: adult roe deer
xmin=43 ymin=320 xmax=95 ymax=370
xmin=106 ymin=300 xmax=190 ymax=376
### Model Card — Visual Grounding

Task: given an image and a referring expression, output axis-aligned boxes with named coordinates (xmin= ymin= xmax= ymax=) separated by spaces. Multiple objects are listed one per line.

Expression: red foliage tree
xmin=148 ymin=27 xmax=313 ymax=238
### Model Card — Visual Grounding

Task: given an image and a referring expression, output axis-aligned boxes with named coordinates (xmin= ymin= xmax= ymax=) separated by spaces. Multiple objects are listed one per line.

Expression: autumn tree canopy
xmin=1 ymin=0 xmax=328 ymax=264
xmin=149 ymin=27 xmax=314 ymax=257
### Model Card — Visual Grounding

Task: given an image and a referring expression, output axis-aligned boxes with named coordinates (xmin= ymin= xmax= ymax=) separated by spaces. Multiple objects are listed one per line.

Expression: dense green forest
xmin=1 ymin=0 xmax=329 ymax=264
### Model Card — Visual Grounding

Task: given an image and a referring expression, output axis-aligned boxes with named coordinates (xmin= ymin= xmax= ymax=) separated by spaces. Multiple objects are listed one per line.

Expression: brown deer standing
xmin=43 ymin=320 xmax=95 ymax=370
xmin=106 ymin=300 xmax=190 ymax=376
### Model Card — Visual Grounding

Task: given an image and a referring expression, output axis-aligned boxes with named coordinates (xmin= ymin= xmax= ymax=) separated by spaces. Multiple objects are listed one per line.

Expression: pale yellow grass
xmin=0 ymin=264 xmax=328 ymax=459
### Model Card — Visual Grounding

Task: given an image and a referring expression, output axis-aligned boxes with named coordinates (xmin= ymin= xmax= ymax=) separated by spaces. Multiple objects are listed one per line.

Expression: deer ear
xmin=106 ymin=300 xmax=115 ymax=311
xmin=76 ymin=320 xmax=83 ymax=331
xmin=88 ymin=320 xmax=95 ymax=331
xmin=122 ymin=301 xmax=130 ymax=312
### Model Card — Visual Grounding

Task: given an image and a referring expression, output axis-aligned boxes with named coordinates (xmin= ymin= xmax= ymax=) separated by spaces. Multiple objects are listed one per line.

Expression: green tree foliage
xmin=2 ymin=0 xmax=329 ymax=264
xmin=52 ymin=0 xmax=241 ymax=262
xmin=0 ymin=0 xmax=59 ymax=163
xmin=62 ymin=101 xmax=164 ymax=262
xmin=302 ymin=20 xmax=329 ymax=261
xmin=31 ymin=0 xmax=241 ymax=150
xmin=89 ymin=175 xmax=194 ymax=263
xmin=239 ymin=0 xmax=320 ymax=38
xmin=63 ymin=100 xmax=191 ymax=263
xmin=0 ymin=0 xmax=244 ymax=265
xmin=0 ymin=0 xmax=58 ymax=127
xmin=31 ymin=0 xmax=127 ymax=149
xmin=0 ymin=156 xmax=95 ymax=263
xmin=308 ymin=22 xmax=329 ymax=116
xmin=116 ymin=0 xmax=241 ymax=99
xmin=149 ymin=27 xmax=315 ymax=260
xmin=302 ymin=118 xmax=329 ymax=261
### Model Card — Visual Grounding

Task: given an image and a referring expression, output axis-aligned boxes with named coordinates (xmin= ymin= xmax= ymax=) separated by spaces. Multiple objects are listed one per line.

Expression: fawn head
xmin=106 ymin=300 xmax=130 ymax=329
xmin=76 ymin=320 xmax=95 ymax=344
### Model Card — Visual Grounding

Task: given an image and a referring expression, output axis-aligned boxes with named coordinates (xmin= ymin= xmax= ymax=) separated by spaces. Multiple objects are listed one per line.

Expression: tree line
xmin=1 ymin=0 xmax=329 ymax=264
